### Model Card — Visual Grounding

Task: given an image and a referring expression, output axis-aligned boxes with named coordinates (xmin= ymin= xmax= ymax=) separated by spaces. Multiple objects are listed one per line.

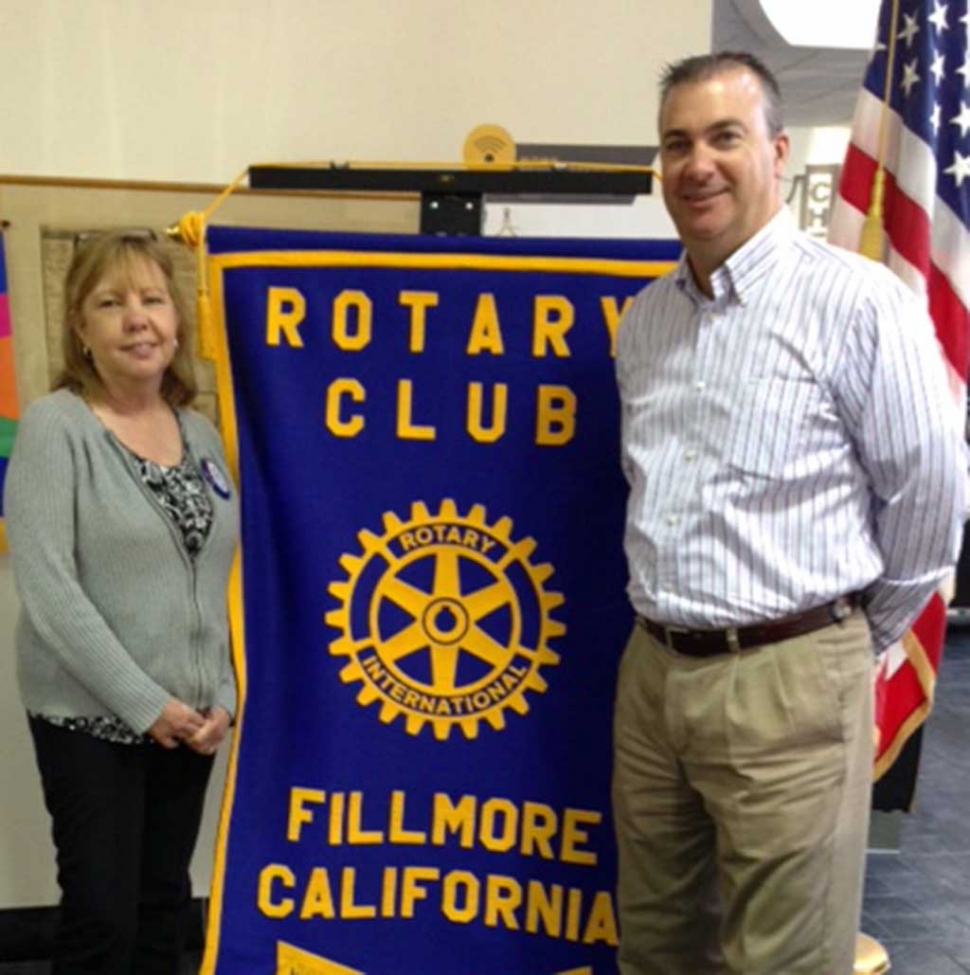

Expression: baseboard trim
xmin=0 ymin=899 xmax=205 ymax=962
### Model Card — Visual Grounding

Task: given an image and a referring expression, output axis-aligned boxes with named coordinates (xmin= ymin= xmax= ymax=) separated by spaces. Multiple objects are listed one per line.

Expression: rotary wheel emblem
xmin=326 ymin=500 xmax=565 ymax=740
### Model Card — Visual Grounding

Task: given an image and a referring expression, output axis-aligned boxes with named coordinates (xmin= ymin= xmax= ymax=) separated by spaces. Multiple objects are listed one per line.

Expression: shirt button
xmin=667 ymin=515 xmax=679 ymax=527
xmin=685 ymin=450 xmax=697 ymax=461
xmin=695 ymin=380 xmax=706 ymax=392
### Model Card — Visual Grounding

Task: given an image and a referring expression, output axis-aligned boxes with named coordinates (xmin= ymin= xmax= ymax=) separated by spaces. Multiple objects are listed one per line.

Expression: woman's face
xmin=76 ymin=256 xmax=180 ymax=397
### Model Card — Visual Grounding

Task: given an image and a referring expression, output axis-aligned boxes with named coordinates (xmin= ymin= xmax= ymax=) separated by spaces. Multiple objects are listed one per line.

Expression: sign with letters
xmin=201 ymin=226 xmax=679 ymax=974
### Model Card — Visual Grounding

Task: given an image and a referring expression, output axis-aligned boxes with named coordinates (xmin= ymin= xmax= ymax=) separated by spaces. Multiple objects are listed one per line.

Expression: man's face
xmin=659 ymin=67 xmax=789 ymax=270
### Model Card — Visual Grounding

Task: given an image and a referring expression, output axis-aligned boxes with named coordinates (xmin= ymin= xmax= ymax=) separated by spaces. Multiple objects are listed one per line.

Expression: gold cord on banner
xmin=167 ymin=167 xmax=249 ymax=361
xmin=860 ymin=0 xmax=900 ymax=260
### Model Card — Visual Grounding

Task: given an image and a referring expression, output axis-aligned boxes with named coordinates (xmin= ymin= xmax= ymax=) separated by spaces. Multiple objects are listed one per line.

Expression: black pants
xmin=29 ymin=717 xmax=214 ymax=975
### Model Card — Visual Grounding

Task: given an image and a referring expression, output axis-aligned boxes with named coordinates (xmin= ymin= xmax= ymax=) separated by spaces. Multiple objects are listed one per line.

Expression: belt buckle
xmin=664 ymin=624 xmax=688 ymax=652
xmin=831 ymin=596 xmax=853 ymax=622
xmin=726 ymin=628 xmax=741 ymax=653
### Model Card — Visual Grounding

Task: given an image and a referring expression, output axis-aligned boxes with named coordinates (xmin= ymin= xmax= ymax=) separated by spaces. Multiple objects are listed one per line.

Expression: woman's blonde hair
xmin=55 ymin=230 xmax=197 ymax=406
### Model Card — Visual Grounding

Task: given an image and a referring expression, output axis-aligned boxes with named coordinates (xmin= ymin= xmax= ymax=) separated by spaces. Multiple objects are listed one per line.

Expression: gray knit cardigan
xmin=4 ymin=389 xmax=239 ymax=734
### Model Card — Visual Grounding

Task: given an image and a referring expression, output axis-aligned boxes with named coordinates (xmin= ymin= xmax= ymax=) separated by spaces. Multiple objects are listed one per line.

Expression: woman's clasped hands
xmin=147 ymin=698 xmax=230 ymax=754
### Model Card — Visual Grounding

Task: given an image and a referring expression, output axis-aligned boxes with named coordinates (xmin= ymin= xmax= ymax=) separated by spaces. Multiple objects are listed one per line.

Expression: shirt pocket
xmin=725 ymin=377 xmax=821 ymax=478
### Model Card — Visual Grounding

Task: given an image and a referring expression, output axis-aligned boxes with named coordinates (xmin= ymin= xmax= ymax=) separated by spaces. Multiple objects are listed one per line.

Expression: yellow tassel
xmin=168 ymin=211 xmax=216 ymax=362
xmin=196 ymin=290 xmax=215 ymax=361
xmin=858 ymin=0 xmax=899 ymax=264
xmin=859 ymin=168 xmax=886 ymax=261
xmin=168 ymin=168 xmax=250 ymax=365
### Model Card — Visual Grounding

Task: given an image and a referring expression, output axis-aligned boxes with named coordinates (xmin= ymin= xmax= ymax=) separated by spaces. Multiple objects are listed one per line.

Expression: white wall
xmin=0 ymin=556 xmax=56 ymax=906
xmin=0 ymin=0 xmax=713 ymax=912
xmin=0 ymin=0 xmax=712 ymax=184
xmin=786 ymin=124 xmax=852 ymax=178
xmin=483 ymin=196 xmax=677 ymax=239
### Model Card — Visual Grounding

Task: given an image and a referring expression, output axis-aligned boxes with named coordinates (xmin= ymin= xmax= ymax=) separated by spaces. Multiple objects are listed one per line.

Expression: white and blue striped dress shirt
xmin=617 ymin=209 xmax=966 ymax=652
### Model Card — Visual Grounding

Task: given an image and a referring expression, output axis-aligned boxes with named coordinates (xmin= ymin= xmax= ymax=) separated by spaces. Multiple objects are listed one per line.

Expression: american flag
xmin=829 ymin=0 xmax=970 ymax=786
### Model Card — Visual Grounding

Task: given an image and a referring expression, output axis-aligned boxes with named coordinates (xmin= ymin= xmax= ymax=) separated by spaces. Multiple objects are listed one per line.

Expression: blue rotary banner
xmin=201 ymin=226 xmax=679 ymax=975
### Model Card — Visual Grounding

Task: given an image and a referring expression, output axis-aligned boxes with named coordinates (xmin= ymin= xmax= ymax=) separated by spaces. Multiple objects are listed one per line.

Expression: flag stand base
xmin=854 ymin=932 xmax=891 ymax=973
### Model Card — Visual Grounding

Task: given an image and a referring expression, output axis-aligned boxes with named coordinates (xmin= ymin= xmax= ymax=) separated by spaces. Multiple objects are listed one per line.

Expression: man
xmin=613 ymin=52 xmax=966 ymax=975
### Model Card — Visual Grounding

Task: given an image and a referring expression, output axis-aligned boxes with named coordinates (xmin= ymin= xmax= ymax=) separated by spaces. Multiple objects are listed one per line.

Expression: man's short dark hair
xmin=659 ymin=52 xmax=784 ymax=136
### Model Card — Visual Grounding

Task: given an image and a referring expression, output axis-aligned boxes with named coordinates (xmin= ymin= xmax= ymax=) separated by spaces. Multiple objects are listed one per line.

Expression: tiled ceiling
xmin=712 ymin=0 xmax=873 ymax=128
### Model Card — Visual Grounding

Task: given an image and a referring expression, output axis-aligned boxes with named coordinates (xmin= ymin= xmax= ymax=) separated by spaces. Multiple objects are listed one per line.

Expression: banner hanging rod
xmin=248 ymin=164 xmax=652 ymax=196
xmin=248 ymin=164 xmax=654 ymax=236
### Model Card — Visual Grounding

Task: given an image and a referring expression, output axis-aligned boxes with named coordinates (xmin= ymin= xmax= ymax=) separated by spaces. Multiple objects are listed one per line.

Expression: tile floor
xmin=860 ymin=629 xmax=970 ymax=974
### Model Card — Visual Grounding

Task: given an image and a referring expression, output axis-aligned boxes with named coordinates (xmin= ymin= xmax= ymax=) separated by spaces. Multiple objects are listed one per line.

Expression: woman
xmin=4 ymin=231 xmax=238 ymax=974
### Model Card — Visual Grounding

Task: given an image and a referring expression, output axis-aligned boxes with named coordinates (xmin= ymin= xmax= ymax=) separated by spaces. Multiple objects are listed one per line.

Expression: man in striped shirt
xmin=613 ymin=52 xmax=966 ymax=975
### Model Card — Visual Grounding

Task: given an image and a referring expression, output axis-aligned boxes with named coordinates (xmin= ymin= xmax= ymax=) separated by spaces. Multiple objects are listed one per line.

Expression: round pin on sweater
xmin=200 ymin=458 xmax=231 ymax=499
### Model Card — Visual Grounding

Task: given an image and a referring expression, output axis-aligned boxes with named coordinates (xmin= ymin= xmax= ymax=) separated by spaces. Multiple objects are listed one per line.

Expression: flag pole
xmin=854 ymin=6 xmax=901 ymax=972
xmin=860 ymin=0 xmax=901 ymax=259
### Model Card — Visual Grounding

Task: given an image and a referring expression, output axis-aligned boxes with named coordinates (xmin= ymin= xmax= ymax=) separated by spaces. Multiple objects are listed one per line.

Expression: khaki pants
xmin=612 ymin=611 xmax=874 ymax=975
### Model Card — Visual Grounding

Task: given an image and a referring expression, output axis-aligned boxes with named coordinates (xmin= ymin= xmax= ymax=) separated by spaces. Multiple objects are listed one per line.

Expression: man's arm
xmin=836 ymin=273 xmax=967 ymax=651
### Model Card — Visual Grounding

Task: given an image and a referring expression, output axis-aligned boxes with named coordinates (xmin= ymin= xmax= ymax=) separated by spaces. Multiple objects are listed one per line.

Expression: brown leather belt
xmin=638 ymin=594 xmax=862 ymax=657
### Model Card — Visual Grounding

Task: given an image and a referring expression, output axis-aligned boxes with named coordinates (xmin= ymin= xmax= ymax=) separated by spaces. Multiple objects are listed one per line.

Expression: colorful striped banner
xmin=0 ymin=229 xmax=19 ymax=553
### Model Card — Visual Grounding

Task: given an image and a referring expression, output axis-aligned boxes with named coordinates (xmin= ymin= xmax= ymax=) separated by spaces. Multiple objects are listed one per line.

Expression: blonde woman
xmin=4 ymin=231 xmax=238 ymax=974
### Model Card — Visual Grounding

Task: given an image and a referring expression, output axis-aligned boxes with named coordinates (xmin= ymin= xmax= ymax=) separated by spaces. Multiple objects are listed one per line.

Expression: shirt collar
xmin=674 ymin=207 xmax=796 ymax=306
